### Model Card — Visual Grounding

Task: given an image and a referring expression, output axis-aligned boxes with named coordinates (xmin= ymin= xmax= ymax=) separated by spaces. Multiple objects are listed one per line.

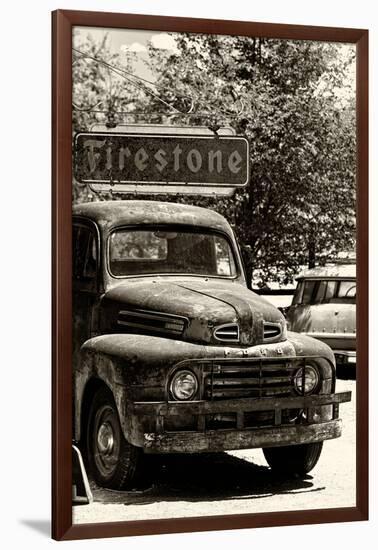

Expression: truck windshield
xmin=109 ymin=228 xmax=237 ymax=278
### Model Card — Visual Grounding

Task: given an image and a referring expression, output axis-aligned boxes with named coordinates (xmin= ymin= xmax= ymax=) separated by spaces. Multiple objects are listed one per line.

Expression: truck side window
xmin=324 ymin=281 xmax=337 ymax=301
xmin=73 ymin=224 xmax=98 ymax=290
xmin=314 ymin=280 xmax=337 ymax=303
xmin=301 ymin=280 xmax=316 ymax=304
xmin=338 ymin=280 xmax=356 ymax=299
xmin=292 ymin=282 xmax=304 ymax=305
xmin=314 ymin=281 xmax=326 ymax=303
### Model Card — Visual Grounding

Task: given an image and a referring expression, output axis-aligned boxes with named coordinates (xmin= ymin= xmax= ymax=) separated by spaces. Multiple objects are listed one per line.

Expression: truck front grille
xmin=204 ymin=359 xmax=296 ymax=400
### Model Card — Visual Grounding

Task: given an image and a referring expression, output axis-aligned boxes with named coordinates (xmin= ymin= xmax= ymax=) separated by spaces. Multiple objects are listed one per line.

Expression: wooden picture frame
xmin=52 ymin=9 xmax=368 ymax=541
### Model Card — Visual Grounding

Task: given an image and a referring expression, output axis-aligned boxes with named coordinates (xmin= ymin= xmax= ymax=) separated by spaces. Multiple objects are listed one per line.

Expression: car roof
xmin=296 ymin=263 xmax=356 ymax=280
xmin=73 ymin=200 xmax=232 ymax=234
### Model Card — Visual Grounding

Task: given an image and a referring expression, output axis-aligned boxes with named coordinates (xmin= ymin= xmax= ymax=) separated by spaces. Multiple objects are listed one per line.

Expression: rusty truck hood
xmin=100 ymin=278 xmax=286 ymax=346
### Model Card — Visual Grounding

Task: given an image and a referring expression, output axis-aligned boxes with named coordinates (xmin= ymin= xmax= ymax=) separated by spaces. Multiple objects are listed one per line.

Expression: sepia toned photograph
xmin=70 ymin=23 xmax=357 ymax=526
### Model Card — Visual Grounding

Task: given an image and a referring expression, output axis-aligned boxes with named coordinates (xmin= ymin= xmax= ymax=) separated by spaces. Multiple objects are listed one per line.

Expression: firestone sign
xmin=74 ymin=132 xmax=249 ymax=188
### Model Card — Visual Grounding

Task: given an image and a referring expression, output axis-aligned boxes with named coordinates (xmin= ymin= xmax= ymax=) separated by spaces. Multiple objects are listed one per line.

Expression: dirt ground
xmin=73 ymin=378 xmax=355 ymax=524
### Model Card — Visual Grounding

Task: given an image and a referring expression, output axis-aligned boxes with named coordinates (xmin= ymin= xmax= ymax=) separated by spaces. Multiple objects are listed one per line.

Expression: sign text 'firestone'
xmin=74 ymin=133 xmax=249 ymax=187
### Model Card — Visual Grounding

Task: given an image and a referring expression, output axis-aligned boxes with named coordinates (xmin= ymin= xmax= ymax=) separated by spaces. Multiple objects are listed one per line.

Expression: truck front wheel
xmin=86 ymin=387 xmax=141 ymax=489
xmin=263 ymin=442 xmax=323 ymax=477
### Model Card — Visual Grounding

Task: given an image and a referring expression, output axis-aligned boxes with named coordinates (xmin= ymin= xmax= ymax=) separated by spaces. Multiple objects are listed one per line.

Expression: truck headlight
xmin=170 ymin=370 xmax=198 ymax=401
xmin=294 ymin=365 xmax=319 ymax=395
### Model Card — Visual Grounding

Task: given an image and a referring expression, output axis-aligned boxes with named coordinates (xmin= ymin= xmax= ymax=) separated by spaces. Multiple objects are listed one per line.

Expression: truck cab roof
xmin=73 ymin=200 xmax=233 ymax=234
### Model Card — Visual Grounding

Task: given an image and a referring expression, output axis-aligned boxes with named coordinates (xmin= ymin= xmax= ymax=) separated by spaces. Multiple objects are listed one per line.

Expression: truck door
xmin=72 ymin=221 xmax=99 ymax=369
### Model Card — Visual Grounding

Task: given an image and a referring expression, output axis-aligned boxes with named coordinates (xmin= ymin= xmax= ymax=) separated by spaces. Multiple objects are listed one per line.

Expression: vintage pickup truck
xmin=73 ymin=200 xmax=351 ymax=489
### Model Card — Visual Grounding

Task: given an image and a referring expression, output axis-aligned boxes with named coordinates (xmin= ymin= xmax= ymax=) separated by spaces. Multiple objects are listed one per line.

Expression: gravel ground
xmin=73 ymin=378 xmax=355 ymax=525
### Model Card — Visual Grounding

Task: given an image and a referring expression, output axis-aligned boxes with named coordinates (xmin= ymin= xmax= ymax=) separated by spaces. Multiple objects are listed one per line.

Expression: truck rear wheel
xmin=86 ymin=386 xmax=141 ymax=489
xmin=263 ymin=442 xmax=323 ymax=477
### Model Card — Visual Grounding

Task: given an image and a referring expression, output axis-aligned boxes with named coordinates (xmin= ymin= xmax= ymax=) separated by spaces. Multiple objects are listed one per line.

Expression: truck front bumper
xmin=128 ymin=391 xmax=351 ymax=453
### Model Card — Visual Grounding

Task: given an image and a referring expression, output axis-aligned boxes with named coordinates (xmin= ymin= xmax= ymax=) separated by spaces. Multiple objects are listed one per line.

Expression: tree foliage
xmin=72 ymin=31 xmax=356 ymax=285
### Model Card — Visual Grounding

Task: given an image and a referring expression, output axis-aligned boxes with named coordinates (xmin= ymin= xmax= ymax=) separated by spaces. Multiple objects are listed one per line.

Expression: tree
xmin=143 ymin=35 xmax=356 ymax=284
xmin=72 ymin=32 xmax=356 ymax=285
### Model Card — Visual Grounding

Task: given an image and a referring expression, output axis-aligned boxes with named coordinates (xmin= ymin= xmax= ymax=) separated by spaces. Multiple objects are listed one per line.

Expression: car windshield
xmin=293 ymin=279 xmax=356 ymax=305
xmin=109 ymin=228 xmax=237 ymax=278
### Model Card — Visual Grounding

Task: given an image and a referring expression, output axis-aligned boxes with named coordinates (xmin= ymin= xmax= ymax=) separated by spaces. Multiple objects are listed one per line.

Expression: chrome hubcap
xmin=97 ymin=422 xmax=114 ymax=455
xmin=92 ymin=404 xmax=120 ymax=479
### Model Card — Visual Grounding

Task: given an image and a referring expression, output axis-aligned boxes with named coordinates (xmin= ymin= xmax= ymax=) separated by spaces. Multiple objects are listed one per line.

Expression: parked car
xmin=286 ymin=264 xmax=356 ymax=367
xmin=72 ymin=200 xmax=350 ymax=489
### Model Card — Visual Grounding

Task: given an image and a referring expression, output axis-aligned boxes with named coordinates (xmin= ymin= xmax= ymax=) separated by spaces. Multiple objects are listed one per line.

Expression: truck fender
xmin=74 ymin=337 xmax=133 ymax=443
xmin=74 ymin=334 xmax=208 ymax=443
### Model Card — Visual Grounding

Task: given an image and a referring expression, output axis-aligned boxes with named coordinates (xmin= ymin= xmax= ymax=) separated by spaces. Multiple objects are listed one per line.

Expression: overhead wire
xmin=72 ymin=47 xmax=245 ymax=119
xmin=73 ymin=47 xmax=196 ymax=105
xmin=73 ymin=47 xmax=184 ymax=114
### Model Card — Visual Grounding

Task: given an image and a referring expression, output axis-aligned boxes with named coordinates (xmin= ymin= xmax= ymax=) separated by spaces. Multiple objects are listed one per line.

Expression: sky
xmin=73 ymin=27 xmax=179 ymax=82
